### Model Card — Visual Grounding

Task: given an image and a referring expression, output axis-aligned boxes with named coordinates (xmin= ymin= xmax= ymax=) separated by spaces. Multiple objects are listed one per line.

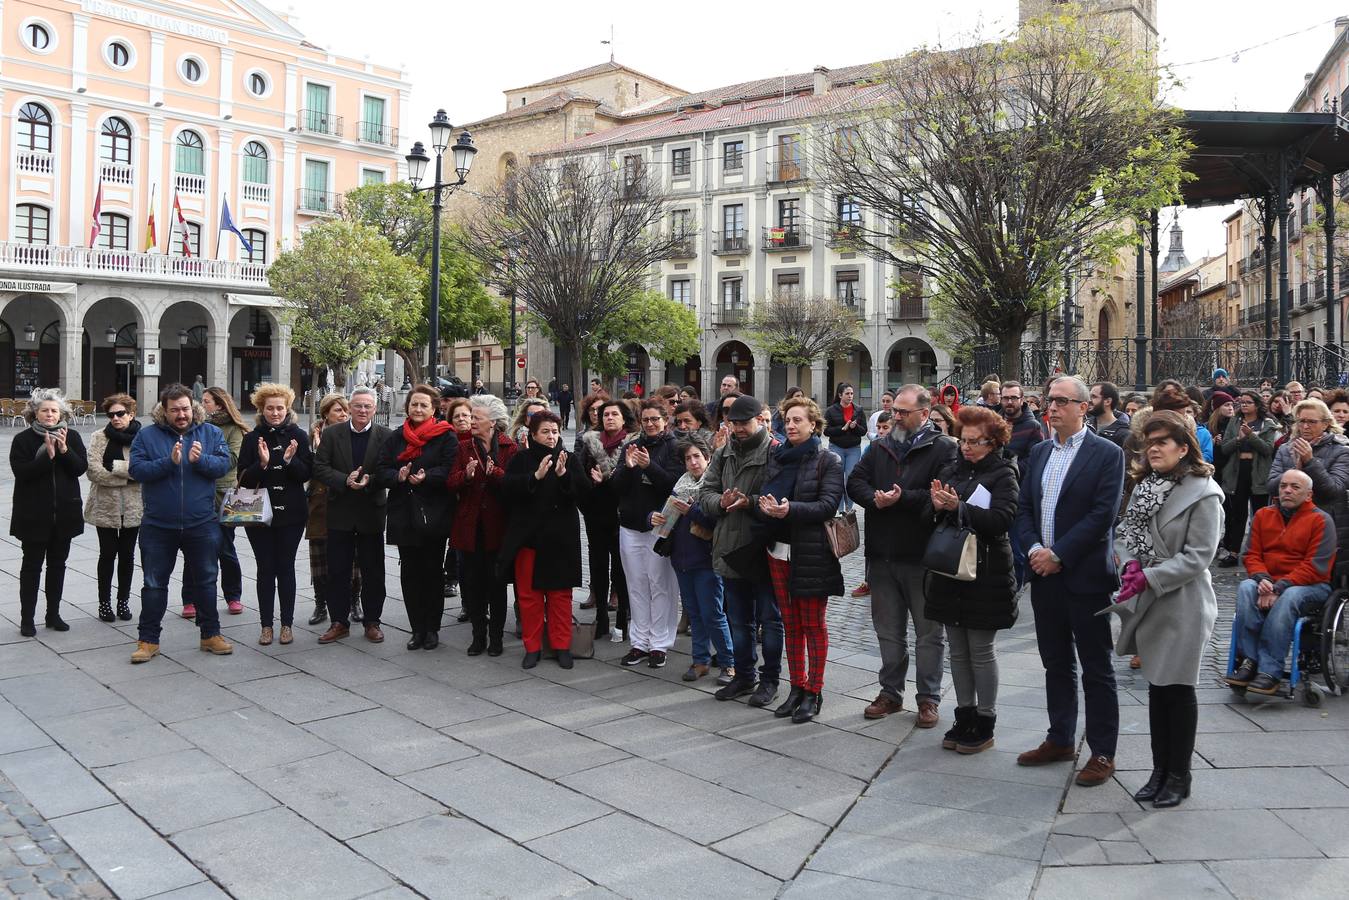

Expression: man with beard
xmin=1089 ymin=382 xmax=1131 ymax=448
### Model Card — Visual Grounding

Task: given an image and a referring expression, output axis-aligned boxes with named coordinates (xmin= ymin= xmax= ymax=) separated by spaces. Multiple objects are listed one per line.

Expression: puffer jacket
xmin=612 ymin=430 xmax=683 ymax=532
xmin=85 ymin=428 xmax=143 ymax=529
xmin=129 ymin=402 xmax=232 ymax=529
xmin=237 ymin=412 xmax=313 ymax=528
xmin=696 ymin=426 xmax=776 ymax=579
xmin=754 ymin=439 xmax=844 ymax=597
xmin=11 ymin=425 xmax=87 ymax=542
xmin=922 ymin=451 xmax=1020 ymax=630
xmin=846 ymin=424 xmax=958 ymax=562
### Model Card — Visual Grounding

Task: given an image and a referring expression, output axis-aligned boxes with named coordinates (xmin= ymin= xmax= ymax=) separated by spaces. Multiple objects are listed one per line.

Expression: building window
xmin=175 ymin=130 xmax=205 ymax=175
xmin=779 ymin=198 xmax=801 ymax=229
xmin=670 ymin=279 xmax=691 ymax=307
xmin=173 ymin=221 xmax=202 ymax=257
xmin=622 ymin=154 xmax=642 ymax=189
xmin=836 ymin=270 xmax=860 ymax=303
xmin=671 ymin=208 xmax=694 ymax=238
xmin=17 ymin=103 xmax=53 ymax=153
xmin=776 ymin=272 xmax=801 ymax=299
xmin=242 ymin=229 xmax=267 ymax=264
xmin=106 ymin=40 xmax=132 ymax=69
xmin=180 ymin=56 xmax=204 ymax=84
xmin=722 ymin=204 xmax=744 ymax=234
xmin=722 ymin=278 xmax=743 ymax=308
xmin=100 ymin=118 xmax=132 ymax=165
xmin=361 ymin=96 xmax=387 ymax=144
xmin=15 ymin=204 xmax=50 ymax=245
xmin=671 ymin=147 xmax=691 ymax=177
xmin=242 ymin=141 xmax=269 ymax=183
xmin=304 ymin=83 xmax=334 ymax=134
xmin=98 ymin=213 xmax=130 ymax=251
xmin=23 ymin=22 xmax=52 ymax=51
xmin=837 ymin=195 xmax=862 ymax=227
xmin=723 ymin=140 xmax=744 ymax=171
xmin=361 ymin=168 xmax=386 ymax=186
xmin=302 ymin=159 xmax=331 ymax=210
xmin=248 ymin=71 xmax=269 ymax=97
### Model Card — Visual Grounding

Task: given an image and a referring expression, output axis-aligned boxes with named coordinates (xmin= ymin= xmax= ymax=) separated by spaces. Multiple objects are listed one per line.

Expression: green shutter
xmin=305 ymin=83 xmax=331 ymax=132
xmin=362 ymin=96 xmax=384 ymax=142
xmin=175 ymin=140 xmax=203 ymax=175
xmin=304 ymin=160 xmax=329 ymax=210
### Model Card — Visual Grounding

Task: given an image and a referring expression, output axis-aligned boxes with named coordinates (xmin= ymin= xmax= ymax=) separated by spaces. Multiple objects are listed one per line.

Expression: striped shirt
xmin=1035 ymin=426 xmax=1088 ymax=552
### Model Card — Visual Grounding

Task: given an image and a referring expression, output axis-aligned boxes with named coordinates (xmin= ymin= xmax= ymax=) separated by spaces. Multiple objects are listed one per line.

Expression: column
xmin=59 ymin=326 xmax=81 ymax=400
xmin=147 ymin=116 xmax=164 ymax=247
xmin=148 ymin=33 xmax=164 ymax=107
xmin=647 ymin=359 xmax=664 ymax=394
xmin=280 ymin=139 xmax=298 ymax=249
xmin=809 ymin=360 xmax=828 ymax=405
xmin=137 ymin=329 xmax=160 ymax=407
xmin=871 ymin=360 xmax=887 ymax=398
xmin=216 ymin=128 xmax=234 ymax=259
xmin=218 ymin=49 xmax=234 ymax=120
xmin=752 ymin=356 xmax=771 ymax=402
xmin=72 ymin=14 xmax=89 ymax=93
xmin=68 ymin=104 xmax=89 ymax=246
xmin=283 ymin=64 xmax=299 ymax=132
xmin=207 ymin=328 xmax=228 ymax=389
xmin=272 ymin=322 xmax=292 ymax=390
xmin=700 ymin=336 xmax=716 ymax=400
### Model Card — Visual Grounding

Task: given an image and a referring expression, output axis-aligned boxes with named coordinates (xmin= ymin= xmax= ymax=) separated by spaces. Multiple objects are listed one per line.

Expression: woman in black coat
xmin=924 ymin=405 xmax=1020 ymax=755
xmin=500 ymin=410 xmax=585 ymax=670
xmin=754 ymin=397 xmax=844 ymax=724
xmin=375 ymin=384 xmax=457 ymax=651
xmin=237 ymin=383 xmax=313 ymax=647
xmin=10 ymin=390 xmax=87 ymax=636
xmin=822 ymin=383 xmax=865 ymax=512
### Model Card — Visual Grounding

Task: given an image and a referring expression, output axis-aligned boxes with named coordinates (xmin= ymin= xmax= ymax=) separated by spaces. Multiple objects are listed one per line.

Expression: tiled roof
xmin=465 ymin=90 xmax=613 ymax=129
xmin=534 ymin=82 xmax=887 ymax=156
xmin=508 ymin=60 xmax=685 ymax=95
xmin=625 ymin=61 xmax=888 ymax=118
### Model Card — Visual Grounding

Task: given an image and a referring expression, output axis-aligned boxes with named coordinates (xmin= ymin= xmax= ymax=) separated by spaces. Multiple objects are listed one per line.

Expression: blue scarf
xmin=761 ymin=435 xmax=820 ymax=504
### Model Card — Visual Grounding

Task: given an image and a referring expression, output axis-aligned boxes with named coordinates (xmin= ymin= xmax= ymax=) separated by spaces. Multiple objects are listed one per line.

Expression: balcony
xmin=297 ymin=188 xmax=338 ymax=215
xmin=827 ymin=224 xmax=863 ymax=248
xmin=890 ymin=297 xmax=929 ymax=320
xmin=175 ymin=172 xmax=206 ymax=196
xmin=0 ymin=241 xmax=268 ymax=287
xmin=1226 ymin=282 xmax=1241 ymax=299
xmin=298 ymin=109 xmax=343 ymax=138
xmin=711 ymin=229 xmax=749 ymax=255
xmin=713 ymin=305 xmax=748 ymax=326
xmin=1243 ymin=306 xmax=1267 ymax=325
xmin=1316 ymin=279 xmax=1327 ymax=299
xmin=357 ymin=121 xmax=398 ymax=147
xmin=241 ymin=182 xmax=271 ymax=204
xmin=100 ymin=161 xmax=134 ymax=186
xmin=666 ymin=232 xmax=697 ymax=259
xmin=1299 ymin=282 xmax=1309 ymax=306
xmin=16 ymin=151 xmax=53 ymax=175
xmin=766 ymin=157 xmax=806 ymax=184
xmin=762 ymin=226 xmax=810 ymax=252
xmin=839 ymin=297 xmax=866 ymax=318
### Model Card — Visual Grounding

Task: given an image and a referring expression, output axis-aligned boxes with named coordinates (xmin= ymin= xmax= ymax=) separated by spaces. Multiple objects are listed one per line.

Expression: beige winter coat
xmin=85 ymin=429 xmax=144 ymax=529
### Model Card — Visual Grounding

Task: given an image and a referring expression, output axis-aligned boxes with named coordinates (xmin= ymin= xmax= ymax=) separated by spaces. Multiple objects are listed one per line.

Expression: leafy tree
xmin=747 ymin=293 xmax=864 ymax=387
xmin=814 ymin=4 xmax=1190 ymax=379
xmin=267 ymin=220 xmax=422 ymax=389
xmin=340 ymin=182 xmax=508 ymax=383
xmin=531 ymin=290 xmax=699 ymax=382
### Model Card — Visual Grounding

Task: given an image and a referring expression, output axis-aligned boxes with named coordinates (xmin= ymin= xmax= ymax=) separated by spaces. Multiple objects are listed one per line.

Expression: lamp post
xmin=178 ymin=328 xmax=188 ymax=384
xmin=406 ymin=110 xmax=476 ymax=385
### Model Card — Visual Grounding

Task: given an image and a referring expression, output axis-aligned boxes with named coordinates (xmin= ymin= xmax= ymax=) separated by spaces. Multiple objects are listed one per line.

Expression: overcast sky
xmin=283 ymin=0 xmax=1349 ymax=260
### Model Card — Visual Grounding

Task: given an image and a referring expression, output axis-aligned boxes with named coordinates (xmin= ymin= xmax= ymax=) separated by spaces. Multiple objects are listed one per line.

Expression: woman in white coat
xmin=1109 ymin=410 xmax=1225 ymax=810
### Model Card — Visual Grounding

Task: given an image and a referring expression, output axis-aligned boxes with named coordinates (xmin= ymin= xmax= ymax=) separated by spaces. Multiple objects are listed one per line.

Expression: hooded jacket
xmin=238 ymin=410 xmax=313 ymax=528
xmin=129 ymin=401 xmax=232 ymax=530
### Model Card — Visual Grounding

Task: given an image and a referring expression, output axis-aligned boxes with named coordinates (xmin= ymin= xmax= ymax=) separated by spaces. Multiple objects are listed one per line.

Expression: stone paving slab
xmin=0 ymin=698 xmax=55 ymax=756
xmin=1122 ymin=808 xmax=1319 ymax=861
xmin=1035 ymin=861 xmax=1233 ymax=898
xmin=301 ymin=707 xmax=478 ymax=777
xmin=442 ymin=711 xmax=630 ymax=779
xmin=42 ymin=704 xmax=192 ymax=768
xmin=1274 ymin=807 xmax=1349 ymax=858
xmin=347 ymin=674 xmax=506 ymax=730
xmin=96 ymin=749 xmax=277 ymax=835
xmin=805 ymin=831 xmax=1040 ymax=899
xmin=168 ymin=706 xmax=335 ymax=773
xmin=229 ymin=672 xmax=378 ymax=725
xmin=839 ymin=795 xmax=1052 ymax=860
xmin=0 ymin=746 xmax=117 ymax=821
xmin=1211 ymin=857 xmax=1349 ymax=899
xmin=49 ymin=805 xmax=203 ymax=900
xmin=108 ymin=670 xmax=254 ymax=725
xmin=710 ymin=813 xmax=830 ymax=881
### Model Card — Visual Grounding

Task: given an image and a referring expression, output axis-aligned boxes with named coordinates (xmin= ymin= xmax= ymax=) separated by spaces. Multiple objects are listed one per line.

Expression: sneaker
xmin=714 ymin=677 xmax=757 ymax=701
xmin=1216 ymin=553 xmax=1239 ymax=568
xmin=227 ymin=600 xmax=244 ymax=615
xmin=130 ymin=641 xmax=160 ymax=664
xmin=715 ymin=667 xmax=736 ymax=686
xmin=683 ymin=664 xmax=709 ymax=682
xmin=181 ymin=604 xmax=197 ymax=619
xmin=850 ymin=581 xmax=871 ymax=598
xmin=647 ymin=650 xmax=667 ymax=669
xmin=621 ymin=649 xmax=649 ymax=667
xmin=747 ymin=680 xmax=779 ymax=708
xmin=609 ymin=629 xmax=625 ymax=643
xmin=199 ymin=635 xmax=234 ymax=656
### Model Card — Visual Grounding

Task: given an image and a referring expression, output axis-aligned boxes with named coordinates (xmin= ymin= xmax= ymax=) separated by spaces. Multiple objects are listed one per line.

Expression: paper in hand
xmin=967 ymin=484 xmax=992 ymax=510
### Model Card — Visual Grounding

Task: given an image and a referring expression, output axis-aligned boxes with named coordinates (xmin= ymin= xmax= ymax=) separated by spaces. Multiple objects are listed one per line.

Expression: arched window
xmin=14 ymin=204 xmax=50 ymax=245
xmin=25 ymin=22 xmax=51 ymax=51
xmin=100 ymin=117 xmax=131 ymax=164
xmin=242 ymin=229 xmax=267 ymax=264
xmin=175 ymin=130 xmax=204 ymax=175
xmin=17 ymin=103 xmax=52 ymax=153
xmin=173 ymin=222 xmax=202 ymax=257
xmin=98 ymin=213 xmax=130 ymax=251
xmin=242 ymin=141 xmax=268 ymax=184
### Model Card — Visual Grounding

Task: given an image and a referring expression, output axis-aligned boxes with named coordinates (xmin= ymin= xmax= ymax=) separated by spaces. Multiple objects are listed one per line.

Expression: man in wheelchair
xmin=1226 ymin=470 xmax=1337 ymax=696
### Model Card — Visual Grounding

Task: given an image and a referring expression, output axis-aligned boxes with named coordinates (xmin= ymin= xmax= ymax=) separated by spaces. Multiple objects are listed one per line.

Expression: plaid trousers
xmin=766 ymin=554 xmax=829 ymax=693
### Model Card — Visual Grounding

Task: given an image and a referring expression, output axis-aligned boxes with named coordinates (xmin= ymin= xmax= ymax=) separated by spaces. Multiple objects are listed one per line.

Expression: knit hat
xmin=1213 ymin=368 xmax=1229 ymax=380
xmin=1211 ymin=390 xmax=1235 ymax=407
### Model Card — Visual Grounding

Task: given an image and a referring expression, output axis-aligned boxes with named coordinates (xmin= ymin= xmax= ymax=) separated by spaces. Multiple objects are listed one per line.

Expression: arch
xmin=826 ymin=341 xmax=874 ymax=406
xmin=0 ymin=293 xmax=66 ymax=396
xmin=617 ymin=343 xmax=649 ymax=394
xmin=666 ymin=352 xmax=700 ymax=389
xmin=81 ymin=296 xmax=143 ymax=401
xmin=884 ymin=337 xmax=938 ymax=391
xmin=158 ymin=301 xmax=213 ymax=388
xmin=228 ymin=307 xmax=280 ymax=409
xmin=16 ymin=101 xmax=52 ymax=153
xmin=714 ymin=340 xmax=754 ymax=397
xmin=498 ymin=152 xmax=518 ymax=182
xmin=241 ymin=139 xmax=270 ymax=184
xmin=99 ymin=115 xmax=133 ymax=165
xmin=174 ymin=128 xmax=205 ymax=175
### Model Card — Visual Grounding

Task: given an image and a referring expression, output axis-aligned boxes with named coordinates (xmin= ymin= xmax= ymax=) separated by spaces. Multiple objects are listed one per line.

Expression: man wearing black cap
xmin=697 ymin=394 xmax=784 ymax=708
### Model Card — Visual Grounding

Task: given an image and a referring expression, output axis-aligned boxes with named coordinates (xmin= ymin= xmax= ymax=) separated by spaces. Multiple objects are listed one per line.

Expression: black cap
xmin=440 ymin=386 xmax=457 ymax=399
xmin=725 ymin=394 xmax=764 ymax=422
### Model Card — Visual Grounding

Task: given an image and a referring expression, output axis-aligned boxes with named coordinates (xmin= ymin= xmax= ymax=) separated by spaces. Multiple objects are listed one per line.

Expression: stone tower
xmin=1160 ymin=215 xmax=1190 ymax=275
xmin=1018 ymin=1 xmax=1158 ymax=54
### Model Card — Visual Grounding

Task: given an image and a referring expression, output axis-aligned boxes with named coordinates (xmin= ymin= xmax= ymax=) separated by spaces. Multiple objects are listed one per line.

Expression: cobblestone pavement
xmin=0 ymin=424 xmax=1344 ymax=899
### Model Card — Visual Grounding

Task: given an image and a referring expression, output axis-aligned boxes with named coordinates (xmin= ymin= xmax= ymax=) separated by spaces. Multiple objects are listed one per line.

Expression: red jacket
xmin=1244 ymin=498 xmax=1337 ymax=591
xmin=447 ymin=430 xmax=517 ymax=552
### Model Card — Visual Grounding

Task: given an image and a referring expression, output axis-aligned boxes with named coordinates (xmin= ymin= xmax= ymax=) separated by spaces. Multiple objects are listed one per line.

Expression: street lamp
xmin=23 ymin=322 xmax=36 ymax=343
xmin=105 ymin=325 xmax=117 ymax=344
xmin=406 ymin=109 xmax=476 ymax=384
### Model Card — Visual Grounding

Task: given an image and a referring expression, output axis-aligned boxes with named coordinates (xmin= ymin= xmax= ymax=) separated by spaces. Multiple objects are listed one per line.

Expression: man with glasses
xmin=1286 ymin=382 xmax=1307 ymax=405
xmin=1013 ymin=375 xmax=1124 ymax=786
xmin=848 ymin=384 xmax=957 ymax=727
xmin=314 ymin=387 xmax=394 ymax=644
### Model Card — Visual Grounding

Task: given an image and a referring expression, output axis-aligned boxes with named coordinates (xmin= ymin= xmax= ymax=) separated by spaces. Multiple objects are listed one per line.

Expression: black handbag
xmin=923 ymin=506 xmax=978 ymax=581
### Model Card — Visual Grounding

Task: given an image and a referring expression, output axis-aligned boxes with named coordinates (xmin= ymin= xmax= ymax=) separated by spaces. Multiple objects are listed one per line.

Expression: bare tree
xmin=814 ymin=6 xmax=1189 ymax=379
xmin=748 ymin=293 xmax=864 ymax=388
xmin=461 ymin=158 xmax=685 ymax=387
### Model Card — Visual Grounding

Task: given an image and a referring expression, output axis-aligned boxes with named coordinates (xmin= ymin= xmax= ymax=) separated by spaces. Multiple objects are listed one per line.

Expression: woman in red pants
xmin=500 ymin=410 xmax=585 ymax=669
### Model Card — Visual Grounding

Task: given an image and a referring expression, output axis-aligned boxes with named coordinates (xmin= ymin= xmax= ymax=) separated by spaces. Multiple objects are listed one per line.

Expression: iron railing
xmin=711 ymin=229 xmax=748 ymax=255
xmin=357 ymin=121 xmax=398 ymax=147
xmin=762 ymin=226 xmax=809 ymax=251
xmin=299 ymin=109 xmax=343 ymax=137
xmin=839 ymin=297 xmax=865 ymax=319
xmin=713 ymin=306 xmax=748 ymax=325
xmin=297 ymin=188 xmax=338 ymax=214
xmin=890 ymin=297 xmax=929 ymax=320
xmin=666 ymin=231 xmax=698 ymax=259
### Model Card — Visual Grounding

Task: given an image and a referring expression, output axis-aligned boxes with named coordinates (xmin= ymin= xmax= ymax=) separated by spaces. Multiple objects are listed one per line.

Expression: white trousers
xmin=618 ymin=526 xmax=681 ymax=652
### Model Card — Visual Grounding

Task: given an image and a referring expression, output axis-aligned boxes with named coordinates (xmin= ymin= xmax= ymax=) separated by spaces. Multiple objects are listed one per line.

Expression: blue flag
xmin=219 ymin=197 xmax=254 ymax=256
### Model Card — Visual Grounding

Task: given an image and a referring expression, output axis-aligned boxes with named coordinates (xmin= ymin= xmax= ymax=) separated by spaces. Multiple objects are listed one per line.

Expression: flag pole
xmin=215 ymin=194 xmax=225 ymax=260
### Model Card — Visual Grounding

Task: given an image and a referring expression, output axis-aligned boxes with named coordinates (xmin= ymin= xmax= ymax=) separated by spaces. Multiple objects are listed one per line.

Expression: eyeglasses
xmin=640 ymin=416 xmax=664 ymax=425
xmin=959 ymin=437 xmax=993 ymax=447
xmin=1046 ymin=395 xmax=1084 ymax=406
xmin=106 ymin=410 xmax=129 ymax=419
xmin=891 ymin=408 xmax=915 ymax=417
xmin=1297 ymin=418 xmax=1327 ymax=427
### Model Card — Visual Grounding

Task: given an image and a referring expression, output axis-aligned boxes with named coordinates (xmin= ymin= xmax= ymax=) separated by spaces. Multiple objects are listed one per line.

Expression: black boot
xmin=792 ymin=691 xmax=822 ymax=724
xmin=467 ymin=629 xmax=487 ymax=656
xmin=308 ymin=604 xmax=328 ymax=626
xmin=522 ymin=650 xmax=540 ymax=669
xmin=1154 ymin=683 xmax=1197 ymax=809
xmin=116 ymin=596 xmax=133 ymax=621
xmin=44 ymin=603 xmax=69 ymax=632
xmin=957 ymin=713 xmax=996 ymax=754
xmin=98 ymin=597 xmax=116 ymax=623
xmin=406 ymin=632 xmax=424 ymax=650
xmin=487 ymin=633 xmax=504 ymax=657
xmin=1152 ymin=771 xmax=1191 ymax=808
xmin=773 ymin=686 xmax=806 ymax=719
xmin=942 ymin=706 xmax=977 ymax=750
xmin=422 ymin=631 xmax=440 ymax=650
xmin=1133 ymin=769 xmax=1168 ymax=802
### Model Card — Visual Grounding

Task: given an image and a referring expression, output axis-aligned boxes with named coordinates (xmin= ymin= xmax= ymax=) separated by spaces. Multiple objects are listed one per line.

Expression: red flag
xmin=88 ymin=180 xmax=104 ymax=247
xmin=172 ymin=190 xmax=191 ymax=258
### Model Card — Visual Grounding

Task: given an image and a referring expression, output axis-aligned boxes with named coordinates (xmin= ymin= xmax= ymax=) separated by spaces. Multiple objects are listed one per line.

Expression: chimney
xmin=1337 ymin=16 xmax=1349 ymax=40
xmin=813 ymin=65 xmax=830 ymax=96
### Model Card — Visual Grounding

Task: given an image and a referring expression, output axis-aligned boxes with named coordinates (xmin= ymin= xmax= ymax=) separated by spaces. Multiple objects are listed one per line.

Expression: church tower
xmin=1018 ymin=1 xmax=1158 ymax=55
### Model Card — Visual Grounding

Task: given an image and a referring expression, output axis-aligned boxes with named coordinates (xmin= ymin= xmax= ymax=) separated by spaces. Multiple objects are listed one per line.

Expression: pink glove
xmin=1116 ymin=562 xmax=1148 ymax=603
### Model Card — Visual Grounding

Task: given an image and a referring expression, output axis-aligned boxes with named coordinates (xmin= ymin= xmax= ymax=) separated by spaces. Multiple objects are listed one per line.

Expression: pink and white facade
xmin=0 ymin=0 xmax=407 ymax=407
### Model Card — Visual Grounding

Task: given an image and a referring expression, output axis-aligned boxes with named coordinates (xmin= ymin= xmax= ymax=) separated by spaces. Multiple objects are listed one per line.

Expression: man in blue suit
xmin=1013 ymin=375 xmax=1124 ymax=786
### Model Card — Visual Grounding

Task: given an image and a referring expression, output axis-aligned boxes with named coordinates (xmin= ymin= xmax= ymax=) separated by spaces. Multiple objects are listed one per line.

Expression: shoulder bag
xmin=220 ymin=486 xmax=273 ymax=527
xmin=814 ymin=453 xmax=860 ymax=558
xmin=923 ymin=505 xmax=978 ymax=581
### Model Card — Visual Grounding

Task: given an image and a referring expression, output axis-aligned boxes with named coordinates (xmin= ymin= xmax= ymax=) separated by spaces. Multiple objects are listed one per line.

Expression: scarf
xmin=761 ymin=435 xmax=820 ymax=504
xmin=30 ymin=420 xmax=65 ymax=437
xmin=208 ymin=410 xmax=235 ymax=430
xmin=600 ymin=427 xmax=627 ymax=455
xmin=673 ymin=470 xmax=703 ymax=501
xmin=1121 ymin=472 xmax=1179 ymax=566
xmin=472 ymin=430 xmax=501 ymax=465
xmin=398 ymin=416 xmax=451 ymax=463
xmin=102 ymin=419 xmax=141 ymax=472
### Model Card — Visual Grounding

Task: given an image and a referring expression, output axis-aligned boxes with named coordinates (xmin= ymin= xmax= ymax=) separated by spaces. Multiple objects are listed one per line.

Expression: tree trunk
xmin=571 ymin=344 xmax=586 ymax=407
xmin=998 ymin=330 xmax=1023 ymax=384
xmin=396 ymin=348 xmax=422 ymax=386
xmin=332 ymin=366 xmax=347 ymax=389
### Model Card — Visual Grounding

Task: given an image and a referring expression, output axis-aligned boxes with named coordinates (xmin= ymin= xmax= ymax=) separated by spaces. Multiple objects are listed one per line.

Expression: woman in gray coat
xmin=1109 ymin=410 xmax=1224 ymax=810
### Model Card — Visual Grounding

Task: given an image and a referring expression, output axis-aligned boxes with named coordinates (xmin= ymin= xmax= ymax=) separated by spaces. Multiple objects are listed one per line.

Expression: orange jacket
xmin=1244 ymin=498 xmax=1337 ymax=590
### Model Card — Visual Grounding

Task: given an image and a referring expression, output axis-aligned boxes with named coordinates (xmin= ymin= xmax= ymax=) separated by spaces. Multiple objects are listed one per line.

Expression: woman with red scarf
xmin=375 ymin=384 xmax=458 ymax=651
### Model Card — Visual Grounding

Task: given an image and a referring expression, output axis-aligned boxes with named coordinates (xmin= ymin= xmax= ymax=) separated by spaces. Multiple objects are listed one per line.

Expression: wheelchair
xmin=1225 ymin=567 xmax=1349 ymax=707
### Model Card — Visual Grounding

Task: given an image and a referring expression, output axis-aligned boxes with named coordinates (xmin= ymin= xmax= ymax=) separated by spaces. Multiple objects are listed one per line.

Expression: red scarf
xmin=600 ymin=428 xmax=627 ymax=455
xmin=398 ymin=416 xmax=451 ymax=463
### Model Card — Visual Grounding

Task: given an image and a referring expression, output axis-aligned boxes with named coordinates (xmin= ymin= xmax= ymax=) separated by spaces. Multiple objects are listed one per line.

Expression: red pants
xmin=767 ymin=555 xmax=829 ymax=692
xmin=514 ymin=547 xmax=573 ymax=653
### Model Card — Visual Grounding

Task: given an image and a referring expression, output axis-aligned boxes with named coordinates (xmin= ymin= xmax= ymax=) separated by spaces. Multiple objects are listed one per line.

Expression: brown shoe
xmin=199 ymin=635 xmax=234 ymax=656
xmin=1076 ymin=754 xmax=1116 ymax=787
xmin=1017 ymin=740 xmax=1077 ymax=767
xmin=364 ymin=624 xmax=385 ymax=643
xmin=850 ymin=581 xmax=871 ymax=598
xmin=258 ymin=627 xmax=273 ymax=646
xmin=864 ymin=693 xmax=903 ymax=719
xmin=916 ymin=700 xmax=939 ymax=728
xmin=318 ymin=623 xmax=350 ymax=644
xmin=279 ymin=626 xmax=293 ymax=645
xmin=130 ymin=641 xmax=160 ymax=664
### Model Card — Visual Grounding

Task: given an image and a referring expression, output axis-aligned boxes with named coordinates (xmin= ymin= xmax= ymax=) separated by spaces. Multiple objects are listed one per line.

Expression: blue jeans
xmin=723 ymin=576 xmax=783 ymax=683
xmin=1237 ymin=578 xmax=1332 ymax=677
xmin=831 ymin=445 xmax=862 ymax=511
xmin=138 ymin=522 xmax=222 ymax=643
xmin=675 ymin=567 xmax=734 ymax=667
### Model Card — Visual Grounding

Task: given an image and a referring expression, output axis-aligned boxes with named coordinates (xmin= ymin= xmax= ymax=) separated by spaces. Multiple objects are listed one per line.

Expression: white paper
xmin=967 ymin=484 xmax=992 ymax=510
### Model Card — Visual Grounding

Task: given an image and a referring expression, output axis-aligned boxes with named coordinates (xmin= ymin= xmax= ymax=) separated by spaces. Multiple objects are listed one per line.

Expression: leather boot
xmin=467 ymin=623 xmax=487 ymax=656
xmin=308 ymin=604 xmax=328 ymax=626
xmin=19 ymin=596 xmax=37 ymax=637
xmin=774 ymin=685 xmax=806 ymax=719
xmin=1133 ymin=769 xmax=1168 ymax=802
xmin=792 ymin=691 xmax=822 ymax=724
xmin=98 ymin=597 xmax=116 ymax=623
xmin=942 ymin=706 xmax=977 ymax=750
xmin=45 ymin=602 xmax=69 ymax=632
xmin=116 ymin=596 xmax=133 ymax=621
xmin=1152 ymin=771 xmax=1191 ymax=808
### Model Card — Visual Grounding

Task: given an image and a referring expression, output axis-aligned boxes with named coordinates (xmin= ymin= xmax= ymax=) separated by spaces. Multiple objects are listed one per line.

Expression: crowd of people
xmin=10 ymin=364 xmax=1342 ymax=811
